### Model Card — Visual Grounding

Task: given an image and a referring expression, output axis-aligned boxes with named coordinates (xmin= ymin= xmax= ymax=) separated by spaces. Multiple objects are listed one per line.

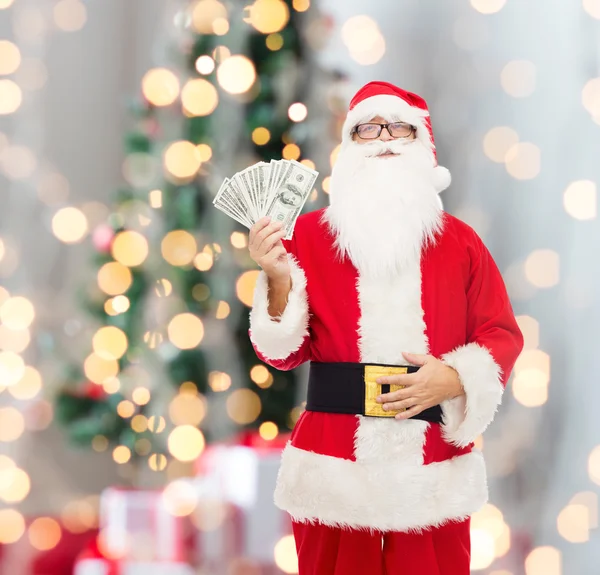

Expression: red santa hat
xmin=341 ymin=81 xmax=451 ymax=193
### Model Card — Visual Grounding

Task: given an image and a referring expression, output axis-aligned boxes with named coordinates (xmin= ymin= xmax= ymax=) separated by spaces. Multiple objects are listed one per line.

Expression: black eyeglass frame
xmin=352 ymin=122 xmax=416 ymax=140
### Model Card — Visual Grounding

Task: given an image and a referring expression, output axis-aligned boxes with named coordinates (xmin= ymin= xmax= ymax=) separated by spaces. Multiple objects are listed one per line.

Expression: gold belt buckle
xmin=364 ymin=365 xmax=407 ymax=417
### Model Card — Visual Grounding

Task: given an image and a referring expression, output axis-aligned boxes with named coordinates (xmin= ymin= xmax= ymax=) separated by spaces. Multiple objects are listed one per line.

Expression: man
xmin=248 ymin=81 xmax=523 ymax=574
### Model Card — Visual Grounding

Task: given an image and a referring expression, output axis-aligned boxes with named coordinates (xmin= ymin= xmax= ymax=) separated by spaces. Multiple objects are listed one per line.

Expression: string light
xmin=83 ymin=353 xmax=119 ymax=385
xmin=470 ymin=0 xmax=506 ymax=14
xmin=161 ymin=230 xmax=197 ymax=266
xmin=252 ymin=127 xmax=271 ymax=145
xmin=217 ymin=55 xmax=256 ymax=94
xmin=236 ymin=271 xmax=260 ymax=306
xmin=163 ymin=140 xmax=202 ymax=179
xmin=245 ymin=0 xmax=290 ymax=34
xmin=112 ymin=446 xmax=131 ymax=464
xmin=226 ymin=389 xmax=262 ymax=424
xmin=293 ymin=0 xmax=310 ymax=11
xmin=282 ymin=143 xmax=301 ymax=160
xmin=266 ymin=33 xmax=284 ymax=50
xmin=167 ymin=313 xmax=204 ymax=349
xmin=28 ymin=518 xmax=62 ymax=551
xmin=192 ymin=0 xmax=227 ymax=34
xmin=181 ymin=79 xmax=218 ymax=116
xmin=93 ymin=326 xmax=128 ymax=360
xmin=169 ymin=393 xmax=206 ymax=426
xmin=524 ymin=250 xmax=559 ymax=288
xmin=208 ymin=371 xmax=232 ymax=392
xmin=195 ymin=55 xmax=215 ymax=75
xmin=97 ymin=262 xmax=133 ymax=295
xmin=563 ymin=180 xmax=597 ymax=220
xmin=111 ymin=230 xmax=149 ymax=267
xmin=0 ymin=41 xmax=21 ymax=74
xmin=168 ymin=425 xmax=205 ymax=461
xmin=259 ymin=421 xmax=278 ymax=440
xmin=215 ymin=301 xmax=230 ymax=319
xmin=142 ymin=68 xmax=180 ymax=107
xmin=288 ymin=102 xmax=308 ymax=122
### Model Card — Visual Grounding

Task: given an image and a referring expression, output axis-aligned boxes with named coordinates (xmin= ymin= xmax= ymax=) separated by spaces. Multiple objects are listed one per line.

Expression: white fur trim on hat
xmin=342 ymin=94 xmax=433 ymax=153
xmin=432 ymin=165 xmax=451 ymax=193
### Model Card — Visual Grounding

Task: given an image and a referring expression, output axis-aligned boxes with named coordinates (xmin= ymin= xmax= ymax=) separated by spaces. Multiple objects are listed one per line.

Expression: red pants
xmin=292 ymin=519 xmax=470 ymax=575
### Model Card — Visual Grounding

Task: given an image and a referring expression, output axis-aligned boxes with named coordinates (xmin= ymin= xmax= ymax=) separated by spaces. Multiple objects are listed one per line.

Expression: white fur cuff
xmin=249 ymin=255 xmax=309 ymax=361
xmin=440 ymin=343 xmax=504 ymax=448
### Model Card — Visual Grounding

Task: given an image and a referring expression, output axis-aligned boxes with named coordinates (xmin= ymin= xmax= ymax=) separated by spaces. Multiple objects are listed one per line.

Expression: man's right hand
xmin=249 ymin=217 xmax=290 ymax=284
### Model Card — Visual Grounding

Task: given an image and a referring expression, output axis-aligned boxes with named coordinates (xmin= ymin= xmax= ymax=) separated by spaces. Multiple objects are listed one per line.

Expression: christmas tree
xmin=54 ymin=0 xmax=341 ymax=472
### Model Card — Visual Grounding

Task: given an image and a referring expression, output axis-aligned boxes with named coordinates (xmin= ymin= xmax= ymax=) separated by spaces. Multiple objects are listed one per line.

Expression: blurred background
xmin=0 ymin=0 xmax=599 ymax=573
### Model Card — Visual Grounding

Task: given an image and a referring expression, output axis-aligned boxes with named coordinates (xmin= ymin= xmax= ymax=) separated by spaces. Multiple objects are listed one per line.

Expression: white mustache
xmin=358 ymin=139 xmax=416 ymax=157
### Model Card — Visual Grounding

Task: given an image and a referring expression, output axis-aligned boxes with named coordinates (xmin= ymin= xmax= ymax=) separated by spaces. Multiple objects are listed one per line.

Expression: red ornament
xmin=92 ymin=224 xmax=114 ymax=253
xmin=84 ymin=382 xmax=106 ymax=401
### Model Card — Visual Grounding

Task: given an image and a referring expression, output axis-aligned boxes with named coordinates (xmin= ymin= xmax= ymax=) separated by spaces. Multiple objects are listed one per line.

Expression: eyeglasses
xmin=353 ymin=122 xmax=415 ymax=140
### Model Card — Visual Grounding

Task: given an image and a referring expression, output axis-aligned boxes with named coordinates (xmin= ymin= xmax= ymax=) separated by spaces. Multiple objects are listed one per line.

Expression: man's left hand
xmin=376 ymin=352 xmax=465 ymax=420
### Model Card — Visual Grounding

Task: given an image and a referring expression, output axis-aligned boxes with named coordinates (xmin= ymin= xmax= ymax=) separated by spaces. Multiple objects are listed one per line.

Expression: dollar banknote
xmin=213 ymin=159 xmax=319 ymax=238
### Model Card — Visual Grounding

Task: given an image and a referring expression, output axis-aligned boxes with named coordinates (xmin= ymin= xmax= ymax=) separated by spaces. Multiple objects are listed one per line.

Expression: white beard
xmin=324 ymin=139 xmax=443 ymax=279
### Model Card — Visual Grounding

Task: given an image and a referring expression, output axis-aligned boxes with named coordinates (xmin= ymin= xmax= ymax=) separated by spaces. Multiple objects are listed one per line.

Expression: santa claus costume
xmin=249 ymin=81 xmax=524 ymax=574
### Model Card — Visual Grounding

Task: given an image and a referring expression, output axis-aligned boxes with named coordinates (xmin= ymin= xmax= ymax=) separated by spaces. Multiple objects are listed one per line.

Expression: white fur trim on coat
xmin=274 ymin=443 xmax=487 ymax=533
xmin=440 ymin=343 xmax=504 ymax=448
xmin=249 ymin=255 xmax=309 ymax=361
xmin=432 ymin=165 xmax=451 ymax=193
xmin=342 ymin=94 xmax=434 ymax=154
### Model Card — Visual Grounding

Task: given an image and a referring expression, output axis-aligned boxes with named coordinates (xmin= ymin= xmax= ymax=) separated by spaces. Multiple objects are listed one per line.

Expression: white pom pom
xmin=432 ymin=166 xmax=451 ymax=193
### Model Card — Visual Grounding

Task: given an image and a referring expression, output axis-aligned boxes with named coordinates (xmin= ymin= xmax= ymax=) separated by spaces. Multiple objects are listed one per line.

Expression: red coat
xmin=249 ymin=207 xmax=523 ymax=533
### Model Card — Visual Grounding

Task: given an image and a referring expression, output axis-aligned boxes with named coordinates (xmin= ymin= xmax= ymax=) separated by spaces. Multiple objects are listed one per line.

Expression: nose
xmin=378 ymin=126 xmax=394 ymax=142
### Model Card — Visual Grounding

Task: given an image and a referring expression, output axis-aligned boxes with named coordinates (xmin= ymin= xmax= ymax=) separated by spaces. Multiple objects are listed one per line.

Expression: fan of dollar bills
xmin=213 ymin=159 xmax=319 ymax=240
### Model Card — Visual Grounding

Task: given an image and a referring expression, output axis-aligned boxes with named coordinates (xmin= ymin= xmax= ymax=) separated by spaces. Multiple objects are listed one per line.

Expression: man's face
xmin=351 ymin=115 xmax=416 ymax=159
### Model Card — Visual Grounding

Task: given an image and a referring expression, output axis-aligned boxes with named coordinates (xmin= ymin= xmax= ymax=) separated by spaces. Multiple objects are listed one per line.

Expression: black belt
xmin=306 ymin=361 xmax=443 ymax=423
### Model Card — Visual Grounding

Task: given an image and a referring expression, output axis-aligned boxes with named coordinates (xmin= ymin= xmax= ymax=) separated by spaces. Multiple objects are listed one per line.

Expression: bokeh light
xmin=582 ymin=77 xmax=600 ymax=118
xmin=293 ymin=0 xmax=310 ymax=11
xmin=196 ymin=144 xmax=212 ymax=162
xmin=111 ymin=230 xmax=149 ymax=267
xmin=0 ymin=466 xmax=30 ymax=502
xmin=93 ymin=326 xmax=128 ymax=360
xmin=92 ymin=435 xmax=109 ymax=452
xmin=148 ymin=453 xmax=168 ymax=471
xmin=169 ymin=392 xmax=206 ymax=426
xmin=282 ymin=143 xmax=301 ymax=160
xmin=512 ymin=369 xmax=549 ymax=407
xmin=112 ymin=446 xmax=131 ymax=464
xmin=132 ymin=387 xmax=151 ymax=406
xmin=524 ymin=250 xmax=560 ymax=288
xmin=51 ymin=207 xmax=88 ymax=243
xmin=162 ymin=230 xmax=197 ymax=266
xmin=525 ymin=546 xmax=561 ymax=575
xmin=208 ymin=371 xmax=232 ymax=392
xmin=266 ymin=33 xmax=284 ymax=50
xmin=28 ymin=517 xmax=62 ymax=551
xmin=341 ymin=16 xmax=386 ymax=65
xmin=217 ymin=55 xmax=256 ymax=94
xmin=215 ymin=300 xmax=230 ymax=319
xmin=259 ymin=421 xmax=278 ymax=440
xmin=470 ymin=528 xmax=496 ymax=570
xmin=142 ymin=68 xmax=180 ymax=107
xmin=583 ymin=0 xmax=600 ymax=19
xmin=0 ymin=296 xmax=35 ymax=330
xmin=192 ymin=0 xmax=227 ymax=34
xmin=0 ymin=509 xmax=25 ymax=544
xmin=288 ymin=103 xmax=308 ymax=122
xmin=163 ymin=140 xmax=202 ymax=179
xmin=0 ymin=351 xmax=25 ymax=387
xmin=483 ymin=127 xmax=519 ymax=163
xmin=557 ymin=504 xmax=590 ymax=543
xmin=470 ymin=0 xmax=506 ymax=14
xmin=54 ymin=0 xmax=86 ymax=31
xmin=274 ymin=535 xmax=298 ymax=573
xmin=212 ymin=17 xmax=229 ymax=35
xmin=9 ymin=365 xmax=42 ymax=399
xmin=588 ymin=446 xmax=600 ymax=485
xmin=0 ymin=41 xmax=21 ymax=74
xmin=181 ymin=79 xmax=218 ymax=116
xmin=162 ymin=479 xmax=198 ymax=516
xmin=0 ymin=79 xmax=22 ymax=114
xmin=168 ymin=313 xmax=204 ymax=349
xmin=116 ymin=400 xmax=135 ymax=418
xmin=83 ymin=353 xmax=119 ymax=385
xmin=168 ymin=425 xmax=205 ymax=461
xmin=236 ymin=270 xmax=260 ymax=306
xmin=97 ymin=261 xmax=133 ymax=295
xmin=501 ymin=60 xmax=536 ymax=97
xmin=0 ymin=144 xmax=36 ymax=179
xmin=505 ymin=142 xmax=541 ymax=180
xmin=230 ymin=231 xmax=248 ymax=248
xmin=563 ymin=180 xmax=597 ymax=220
xmin=252 ymin=127 xmax=271 ymax=145
xmin=15 ymin=57 xmax=47 ymax=91
xmin=195 ymin=55 xmax=215 ymax=75
xmin=516 ymin=315 xmax=540 ymax=350
xmin=226 ymin=388 xmax=262 ymax=424
xmin=0 ymin=406 xmax=25 ymax=441
xmin=148 ymin=415 xmax=166 ymax=433
xmin=246 ymin=0 xmax=290 ymax=34
xmin=0 ymin=0 xmax=15 ymax=8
